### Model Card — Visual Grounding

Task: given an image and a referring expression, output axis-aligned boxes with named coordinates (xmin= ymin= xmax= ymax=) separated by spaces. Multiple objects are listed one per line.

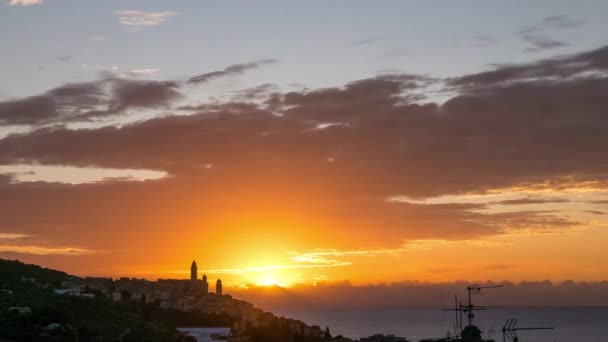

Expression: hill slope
xmin=0 ymin=258 xmax=195 ymax=342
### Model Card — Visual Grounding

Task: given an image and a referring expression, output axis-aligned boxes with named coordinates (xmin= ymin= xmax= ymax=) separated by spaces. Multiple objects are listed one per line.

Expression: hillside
xmin=0 ymin=258 xmax=196 ymax=342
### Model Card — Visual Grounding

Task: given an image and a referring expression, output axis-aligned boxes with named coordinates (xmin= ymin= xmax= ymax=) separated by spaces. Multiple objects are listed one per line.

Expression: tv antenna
xmin=502 ymin=318 xmax=555 ymax=342
xmin=442 ymin=296 xmax=464 ymax=337
xmin=463 ymin=285 xmax=503 ymax=327
xmin=488 ymin=327 xmax=497 ymax=340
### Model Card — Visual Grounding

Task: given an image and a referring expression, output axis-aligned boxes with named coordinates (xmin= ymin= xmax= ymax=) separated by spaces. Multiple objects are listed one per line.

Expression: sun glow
xmin=256 ymin=277 xmax=287 ymax=288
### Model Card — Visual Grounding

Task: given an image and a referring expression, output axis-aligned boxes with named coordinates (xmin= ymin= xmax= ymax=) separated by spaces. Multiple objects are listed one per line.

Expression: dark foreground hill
xmin=0 ymin=258 xmax=198 ymax=342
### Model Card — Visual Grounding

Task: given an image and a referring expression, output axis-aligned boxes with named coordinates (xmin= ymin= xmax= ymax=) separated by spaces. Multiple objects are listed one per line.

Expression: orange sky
xmin=1 ymin=44 xmax=608 ymax=289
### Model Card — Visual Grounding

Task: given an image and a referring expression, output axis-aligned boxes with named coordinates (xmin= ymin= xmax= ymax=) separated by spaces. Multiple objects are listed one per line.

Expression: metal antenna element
xmin=502 ymin=318 xmax=555 ymax=342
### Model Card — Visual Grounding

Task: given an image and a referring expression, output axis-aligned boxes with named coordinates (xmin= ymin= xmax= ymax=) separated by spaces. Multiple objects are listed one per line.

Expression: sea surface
xmin=270 ymin=307 xmax=608 ymax=342
xmin=177 ymin=327 xmax=230 ymax=342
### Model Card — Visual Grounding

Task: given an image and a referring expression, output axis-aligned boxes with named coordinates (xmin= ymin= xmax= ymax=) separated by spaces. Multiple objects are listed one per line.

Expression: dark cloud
xmin=536 ymin=15 xmax=584 ymax=30
xmin=108 ymin=79 xmax=180 ymax=112
xmin=518 ymin=15 xmax=583 ymax=52
xmin=522 ymin=34 xmax=568 ymax=52
xmin=0 ymin=95 xmax=57 ymax=125
xmin=233 ymin=280 xmax=608 ymax=309
xmin=1 ymin=46 xmax=608 ymax=259
xmin=496 ymin=198 xmax=570 ymax=205
xmin=0 ymin=79 xmax=179 ymax=125
xmin=0 ymin=60 xmax=275 ymax=126
xmin=188 ymin=59 xmax=277 ymax=84
xmin=3 ymin=47 xmax=608 ymax=198
xmin=451 ymin=45 xmax=608 ymax=87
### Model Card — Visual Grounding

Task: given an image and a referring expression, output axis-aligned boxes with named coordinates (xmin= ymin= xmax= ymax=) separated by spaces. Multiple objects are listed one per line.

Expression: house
xmin=8 ymin=306 xmax=31 ymax=314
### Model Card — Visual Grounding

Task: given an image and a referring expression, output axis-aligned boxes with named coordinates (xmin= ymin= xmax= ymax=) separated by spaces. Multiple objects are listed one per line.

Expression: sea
xmin=270 ymin=307 xmax=608 ymax=342
xmin=177 ymin=327 xmax=231 ymax=342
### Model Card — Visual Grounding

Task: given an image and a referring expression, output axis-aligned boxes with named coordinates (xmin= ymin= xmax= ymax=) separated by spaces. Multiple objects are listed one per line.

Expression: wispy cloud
xmin=128 ymin=68 xmax=160 ymax=76
xmin=0 ymin=233 xmax=92 ymax=255
xmin=0 ymin=245 xmax=92 ymax=255
xmin=115 ymin=10 xmax=177 ymax=30
xmin=9 ymin=0 xmax=42 ymax=6
xmin=290 ymin=240 xmax=506 ymax=267
xmin=522 ymin=34 xmax=568 ymax=52
xmin=349 ymin=36 xmax=387 ymax=47
xmin=188 ymin=60 xmax=277 ymax=84
xmin=0 ymin=164 xmax=167 ymax=184
xmin=290 ymin=248 xmax=404 ymax=266
xmin=0 ymin=233 xmax=28 ymax=239
xmin=518 ymin=14 xmax=583 ymax=52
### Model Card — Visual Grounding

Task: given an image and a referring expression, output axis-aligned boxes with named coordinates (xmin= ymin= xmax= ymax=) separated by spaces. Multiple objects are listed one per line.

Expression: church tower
xmin=190 ymin=260 xmax=198 ymax=281
xmin=202 ymin=274 xmax=209 ymax=294
xmin=216 ymin=279 xmax=223 ymax=295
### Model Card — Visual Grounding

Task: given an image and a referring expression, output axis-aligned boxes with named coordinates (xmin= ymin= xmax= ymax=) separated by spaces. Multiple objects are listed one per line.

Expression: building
xmin=216 ymin=279 xmax=223 ymax=295
xmin=8 ymin=306 xmax=31 ymax=314
xmin=202 ymin=274 xmax=209 ymax=293
xmin=112 ymin=291 xmax=122 ymax=302
xmin=191 ymin=260 xmax=198 ymax=281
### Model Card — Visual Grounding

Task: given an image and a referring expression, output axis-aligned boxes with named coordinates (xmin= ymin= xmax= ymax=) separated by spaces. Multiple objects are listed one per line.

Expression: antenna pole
xmin=459 ymin=300 xmax=463 ymax=332
xmin=454 ymin=295 xmax=459 ymax=336
xmin=468 ymin=287 xmax=472 ymax=327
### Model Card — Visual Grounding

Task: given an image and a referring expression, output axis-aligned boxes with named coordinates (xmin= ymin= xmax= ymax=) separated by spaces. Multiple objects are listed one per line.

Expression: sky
xmin=1 ymin=1 xmax=608 ymax=293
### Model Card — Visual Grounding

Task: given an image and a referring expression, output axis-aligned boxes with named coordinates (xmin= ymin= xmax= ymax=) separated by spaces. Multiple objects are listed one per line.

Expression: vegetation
xmin=0 ymin=259 xmax=195 ymax=342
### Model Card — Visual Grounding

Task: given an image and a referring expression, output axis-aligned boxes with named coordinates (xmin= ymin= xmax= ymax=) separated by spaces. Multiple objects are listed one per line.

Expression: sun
xmin=257 ymin=277 xmax=286 ymax=288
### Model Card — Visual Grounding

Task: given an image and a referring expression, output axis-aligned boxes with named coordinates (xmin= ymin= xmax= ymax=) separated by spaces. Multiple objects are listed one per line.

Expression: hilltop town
xmin=1 ymin=258 xmax=412 ymax=342
xmin=57 ymin=260 xmax=329 ymax=341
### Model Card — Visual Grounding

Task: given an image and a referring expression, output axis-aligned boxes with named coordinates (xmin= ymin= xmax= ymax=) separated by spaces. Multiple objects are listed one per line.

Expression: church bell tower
xmin=190 ymin=260 xmax=198 ymax=281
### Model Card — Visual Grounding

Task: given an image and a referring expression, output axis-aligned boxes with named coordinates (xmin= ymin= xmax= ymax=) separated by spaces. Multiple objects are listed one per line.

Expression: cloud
xmin=450 ymin=44 xmax=608 ymax=87
xmin=115 ymin=10 xmax=177 ymax=30
xmin=128 ymin=68 xmax=160 ymax=76
xmin=0 ymin=164 xmax=167 ymax=184
xmin=495 ymin=197 xmax=570 ymax=205
xmin=518 ymin=15 xmax=583 ymax=52
xmin=0 ymin=232 xmax=92 ymax=255
xmin=9 ymin=0 xmax=42 ymax=6
xmin=188 ymin=59 xmax=277 ymax=84
xmin=0 ymin=245 xmax=92 ymax=255
xmin=0 ymin=60 xmax=276 ymax=126
xmin=0 ymin=233 xmax=28 ymax=239
xmin=231 ymin=280 xmax=608 ymax=309
xmin=290 ymin=248 xmax=404 ymax=266
xmin=522 ymin=34 xmax=568 ymax=52
xmin=0 ymin=78 xmax=181 ymax=125
xmin=349 ymin=37 xmax=387 ymax=47
xmin=1 ymin=46 xmax=608 ymax=272
xmin=538 ymin=15 xmax=584 ymax=29
xmin=108 ymin=79 xmax=180 ymax=112
xmin=202 ymin=262 xmax=351 ymax=275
